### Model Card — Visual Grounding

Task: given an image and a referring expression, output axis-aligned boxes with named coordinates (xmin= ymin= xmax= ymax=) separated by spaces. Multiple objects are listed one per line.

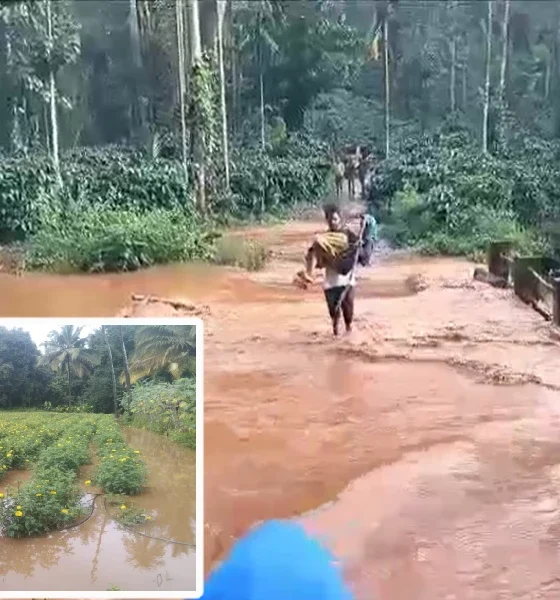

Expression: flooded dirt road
xmin=1 ymin=215 xmax=560 ymax=598
xmin=0 ymin=428 xmax=196 ymax=592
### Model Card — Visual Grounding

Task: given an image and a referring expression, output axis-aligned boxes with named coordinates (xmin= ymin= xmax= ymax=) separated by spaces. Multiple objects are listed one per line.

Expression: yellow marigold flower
xmin=0 ymin=493 xmax=4 ymax=499
xmin=14 ymin=510 xmax=23 ymax=517
xmin=120 ymin=504 xmax=126 ymax=510
xmin=36 ymin=493 xmax=42 ymax=497
xmin=61 ymin=508 xmax=69 ymax=514
xmin=50 ymin=491 xmax=56 ymax=495
xmin=85 ymin=480 xmax=91 ymax=486
xmin=16 ymin=505 xmax=21 ymax=510
xmin=134 ymin=450 xmax=140 ymax=454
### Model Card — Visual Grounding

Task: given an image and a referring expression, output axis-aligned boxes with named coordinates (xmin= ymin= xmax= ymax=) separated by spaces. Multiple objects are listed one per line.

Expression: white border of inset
xmin=0 ymin=318 xmax=204 ymax=600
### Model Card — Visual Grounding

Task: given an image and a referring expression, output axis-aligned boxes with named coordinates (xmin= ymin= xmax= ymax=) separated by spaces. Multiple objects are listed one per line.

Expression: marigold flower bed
xmin=0 ymin=413 xmax=148 ymax=537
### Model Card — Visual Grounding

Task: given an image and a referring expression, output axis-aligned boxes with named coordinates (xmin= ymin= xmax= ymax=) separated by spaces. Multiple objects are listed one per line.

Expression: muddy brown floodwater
xmin=0 ymin=428 xmax=196 ymax=592
xmin=1 ymin=214 xmax=560 ymax=598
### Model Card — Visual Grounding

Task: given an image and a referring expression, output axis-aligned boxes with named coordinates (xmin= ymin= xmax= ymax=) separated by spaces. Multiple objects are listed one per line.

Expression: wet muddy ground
xmin=1 ymin=215 xmax=560 ymax=598
xmin=0 ymin=428 xmax=196 ymax=592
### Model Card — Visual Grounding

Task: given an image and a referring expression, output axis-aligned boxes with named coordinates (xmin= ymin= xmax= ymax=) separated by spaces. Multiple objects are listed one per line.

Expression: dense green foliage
xmin=0 ymin=142 xmax=330 ymax=271
xmin=369 ymin=125 xmax=557 ymax=256
xmin=1 ymin=0 xmax=560 ymax=264
xmin=0 ymin=324 xmax=197 ymax=448
xmin=122 ymin=379 xmax=196 ymax=450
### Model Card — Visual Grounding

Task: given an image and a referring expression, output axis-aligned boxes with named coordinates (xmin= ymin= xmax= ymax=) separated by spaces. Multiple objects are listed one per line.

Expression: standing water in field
xmin=0 ymin=428 xmax=196 ymax=592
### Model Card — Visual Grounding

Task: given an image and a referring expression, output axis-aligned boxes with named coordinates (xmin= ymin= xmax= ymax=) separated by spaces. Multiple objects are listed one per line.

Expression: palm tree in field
xmin=40 ymin=325 xmax=99 ymax=406
xmin=127 ymin=325 xmax=196 ymax=384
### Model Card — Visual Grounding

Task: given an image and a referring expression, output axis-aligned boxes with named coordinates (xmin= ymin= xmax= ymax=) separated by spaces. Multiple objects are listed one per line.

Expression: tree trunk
xmin=119 ymin=326 xmax=132 ymax=404
xmin=226 ymin=1 xmax=238 ymax=135
xmin=66 ymin=358 xmax=72 ymax=407
xmin=129 ymin=0 xmax=142 ymax=69
xmin=217 ymin=0 xmax=230 ymax=189
xmin=482 ymin=0 xmax=493 ymax=155
xmin=499 ymin=0 xmax=510 ymax=102
xmin=259 ymin=71 xmax=266 ymax=151
xmin=176 ymin=0 xmax=188 ymax=186
xmin=187 ymin=0 xmax=206 ymax=212
xmin=383 ymin=16 xmax=390 ymax=158
xmin=103 ymin=326 xmax=119 ymax=419
xmin=46 ymin=0 xmax=62 ymax=188
xmin=230 ymin=7 xmax=240 ymax=135
xmin=5 ymin=32 xmax=22 ymax=154
xmin=129 ymin=0 xmax=145 ymax=138
xmin=450 ymin=37 xmax=456 ymax=112
xmin=462 ymin=64 xmax=467 ymax=110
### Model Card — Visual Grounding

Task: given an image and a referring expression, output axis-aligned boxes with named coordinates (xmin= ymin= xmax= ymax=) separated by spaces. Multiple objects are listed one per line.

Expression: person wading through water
xmin=297 ymin=204 xmax=369 ymax=337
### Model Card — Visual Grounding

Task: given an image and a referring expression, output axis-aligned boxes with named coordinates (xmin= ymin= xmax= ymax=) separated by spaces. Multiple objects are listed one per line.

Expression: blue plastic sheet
xmin=201 ymin=519 xmax=354 ymax=600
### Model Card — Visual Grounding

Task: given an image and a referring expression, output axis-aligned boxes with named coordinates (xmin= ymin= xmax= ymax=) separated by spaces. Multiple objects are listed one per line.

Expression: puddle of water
xmin=1 ymin=469 xmax=32 ymax=490
xmin=0 ymin=265 xmax=307 ymax=316
xmin=0 ymin=428 xmax=196 ymax=592
xmin=205 ymin=344 xmax=560 ymax=599
xmin=357 ymin=277 xmax=420 ymax=298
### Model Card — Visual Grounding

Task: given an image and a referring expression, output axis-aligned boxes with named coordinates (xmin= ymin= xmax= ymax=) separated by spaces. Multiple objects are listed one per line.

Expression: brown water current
xmin=0 ymin=428 xmax=196 ymax=592
xmin=1 ymin=215 xmax=560 ymax=598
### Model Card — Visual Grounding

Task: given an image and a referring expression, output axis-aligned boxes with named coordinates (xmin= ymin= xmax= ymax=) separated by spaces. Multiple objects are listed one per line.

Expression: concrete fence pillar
xmin=488 ymin=241 xmax=513 ymax=280
xmin=553 ymin=277 xmax=560 ymax=327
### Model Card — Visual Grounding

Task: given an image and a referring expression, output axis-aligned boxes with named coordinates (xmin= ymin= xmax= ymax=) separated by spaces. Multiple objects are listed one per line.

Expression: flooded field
xmin=1 ymin=216 xmax=560 ymax=598
xmin=0 ymin=428 xmax=196 ymax=592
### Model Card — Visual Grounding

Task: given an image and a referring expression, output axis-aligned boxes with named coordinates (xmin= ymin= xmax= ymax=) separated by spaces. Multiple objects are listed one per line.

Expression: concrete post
xmin=553 ymin=277 xmax=560 ymax=327
xmin=488 ymin=241 xmax=513 ymax=279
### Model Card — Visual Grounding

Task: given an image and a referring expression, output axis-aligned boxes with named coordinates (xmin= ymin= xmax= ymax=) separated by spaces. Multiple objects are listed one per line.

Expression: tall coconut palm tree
xmin=128 ymin=325 xmax=196 ymax=384
xmin=103 ymin=325 xmax=118 ymax=419
xmin=40 ymin=325 xmax=98 ymax=406
xmin=120 ymin=326 xmax=133 ymax=403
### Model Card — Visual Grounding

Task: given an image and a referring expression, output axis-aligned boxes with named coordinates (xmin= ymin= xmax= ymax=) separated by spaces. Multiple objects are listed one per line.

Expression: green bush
xmin=94 ymin=442 xmax=147 ymax=495
xmin=0 ymin=467 xmax=83 ymax=538
xmin=169 ymin=429 xmax=196 ymax=450
xmin=106 ymin=495 xmax=152 ymax=526
xmin=36 ymin=437 xmax=91 ymax=473
xmin=0 ymin=147 xmax=194 ymax=241
xmin=122 ymin=378 xmax=196 ymax=448
xmin=0 ymin=155 xmax=58 ymax=240
xmin=218 ymin=137 xmax=331 ymax=220
xmin=25 ymin=207 xmax=217 ymax=273
xmin=372 ymin=127 xmax=558 ymax=256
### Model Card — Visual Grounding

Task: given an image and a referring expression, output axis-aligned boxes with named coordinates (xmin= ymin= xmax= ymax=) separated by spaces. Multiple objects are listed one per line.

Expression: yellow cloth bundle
xmin=312 ymin=232 xmax=349 ymax=266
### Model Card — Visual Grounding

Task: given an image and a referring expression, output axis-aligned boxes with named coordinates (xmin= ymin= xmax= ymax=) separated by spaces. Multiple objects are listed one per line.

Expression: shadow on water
xmin=0 ymin=428 xmax=196 ymax=592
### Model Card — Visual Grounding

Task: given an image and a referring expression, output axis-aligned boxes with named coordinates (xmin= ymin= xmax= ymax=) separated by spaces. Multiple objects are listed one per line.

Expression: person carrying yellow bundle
xmin=296 ymin=204 xmax=361 ymax=337
xmin=310 ymin=231 xmax=352 ymax=269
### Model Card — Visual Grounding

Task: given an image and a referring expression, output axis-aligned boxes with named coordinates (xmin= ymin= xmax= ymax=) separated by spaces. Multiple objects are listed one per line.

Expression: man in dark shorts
xmin=301 ymin=204 xmax=360 ymax=337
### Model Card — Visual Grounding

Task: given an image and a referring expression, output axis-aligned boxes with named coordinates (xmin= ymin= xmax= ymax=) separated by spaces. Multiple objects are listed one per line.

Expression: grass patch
xmin=213 ymin=235 xmax=269 ymax=271
xmin=25 ymin=207 xmax=217 ymax=273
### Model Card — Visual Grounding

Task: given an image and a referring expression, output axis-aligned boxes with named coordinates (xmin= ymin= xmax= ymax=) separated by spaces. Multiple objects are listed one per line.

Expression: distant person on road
xmin=358 ymin=213 xmax=378 ymax=267
xmin=297 ymin=204 xmax=361 ymax=337
xmin=201 ymin=519 xmax=354 ymax=600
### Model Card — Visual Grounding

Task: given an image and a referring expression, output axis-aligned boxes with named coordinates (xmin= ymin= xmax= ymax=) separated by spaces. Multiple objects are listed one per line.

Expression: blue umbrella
xmin=202 ymin=519 xmax=354 ymax=600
